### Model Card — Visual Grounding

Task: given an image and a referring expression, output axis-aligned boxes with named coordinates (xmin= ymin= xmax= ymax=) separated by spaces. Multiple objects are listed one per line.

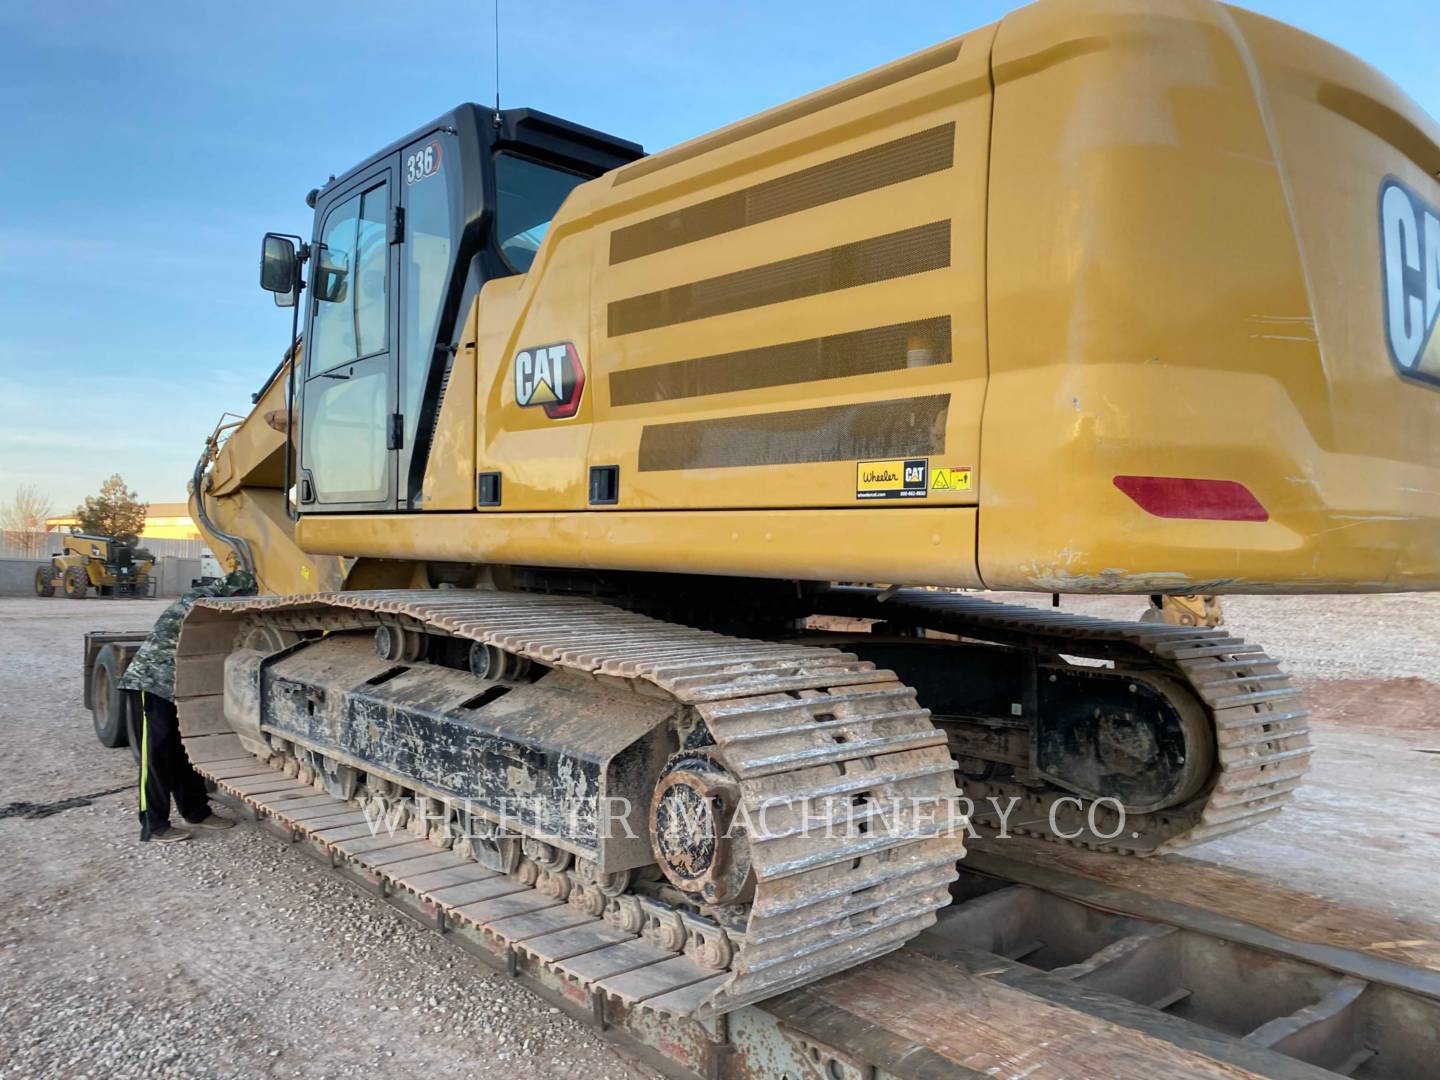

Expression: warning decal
xmin=856 ymin=458 xmax=928 ymax=500
xmin=930 ymin=465 xmax=973 ymax=492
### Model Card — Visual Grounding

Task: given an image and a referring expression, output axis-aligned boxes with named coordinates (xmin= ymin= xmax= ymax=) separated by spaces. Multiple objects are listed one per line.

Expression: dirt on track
xmin=0 ymin=591 xmax=1436 ymax=1078
xmin=0 ymin=597 xmax=656 ymax=1080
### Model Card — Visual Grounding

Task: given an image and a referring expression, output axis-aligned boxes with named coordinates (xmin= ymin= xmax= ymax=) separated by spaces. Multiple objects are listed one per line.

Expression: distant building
xmin=46 ymin=501 xmax=200 ymax=542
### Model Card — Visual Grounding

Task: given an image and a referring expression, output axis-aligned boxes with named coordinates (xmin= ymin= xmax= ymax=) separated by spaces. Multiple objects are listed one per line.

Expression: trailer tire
xmin=91 ymin=645 xmax=128 ymax=747
xmin=34 ymin=567 xmax=54 ymax=597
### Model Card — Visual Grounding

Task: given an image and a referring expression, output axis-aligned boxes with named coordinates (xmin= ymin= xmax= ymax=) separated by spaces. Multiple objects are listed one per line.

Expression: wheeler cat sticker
xmin=856 ymin=458 xmax=928 ymax=500
xmin=513 ymin=342 xmax=585 ymax=419
xmin=1379 ymin=177 xmax=1440 ymax=386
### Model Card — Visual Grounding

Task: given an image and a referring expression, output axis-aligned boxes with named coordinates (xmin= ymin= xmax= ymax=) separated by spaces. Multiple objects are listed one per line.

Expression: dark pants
xmin=135 ymin=691 xmax=210 ymax=839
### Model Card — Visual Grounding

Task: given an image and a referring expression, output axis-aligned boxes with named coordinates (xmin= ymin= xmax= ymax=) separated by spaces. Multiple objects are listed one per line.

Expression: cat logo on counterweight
xmin=1380 ymin=177 xmax=1440 ymax=387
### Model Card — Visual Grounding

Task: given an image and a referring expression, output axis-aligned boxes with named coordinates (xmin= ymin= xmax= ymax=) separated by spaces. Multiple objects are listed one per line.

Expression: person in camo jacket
xmin=120 ymin=570 xmax=256 ymax=843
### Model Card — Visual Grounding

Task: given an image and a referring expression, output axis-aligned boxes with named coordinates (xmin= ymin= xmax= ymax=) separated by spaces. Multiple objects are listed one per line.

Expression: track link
xmin=177 ymin=589 xmax=965 ymax=1019
xmin=815 ymin=588 xmax=1313 ymax=855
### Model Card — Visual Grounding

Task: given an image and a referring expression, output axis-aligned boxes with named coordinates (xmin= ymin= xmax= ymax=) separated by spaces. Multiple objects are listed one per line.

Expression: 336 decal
xmin=406 ymin=141 xmax=442 ymax=185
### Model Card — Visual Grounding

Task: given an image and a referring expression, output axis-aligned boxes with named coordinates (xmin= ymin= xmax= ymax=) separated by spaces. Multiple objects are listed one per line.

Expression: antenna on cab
xmin=493 ymin=0 xmax=503 ymax=127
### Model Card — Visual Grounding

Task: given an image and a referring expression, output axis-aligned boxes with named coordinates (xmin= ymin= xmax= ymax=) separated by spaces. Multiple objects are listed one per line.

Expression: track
xmin=176 ymin=589 xmax=965 ymax=1020
xmin=815 ymin=588 xmax=1314 ymax=854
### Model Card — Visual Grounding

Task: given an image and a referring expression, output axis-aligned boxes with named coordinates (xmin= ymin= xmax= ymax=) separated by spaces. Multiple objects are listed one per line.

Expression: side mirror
xmin=260 ymin=233 xmax=298 ymax=294
xmin=311 ymin=248 xmax=348 ymax=303
xmin=273 ymin=285 xmax=297 ymax=308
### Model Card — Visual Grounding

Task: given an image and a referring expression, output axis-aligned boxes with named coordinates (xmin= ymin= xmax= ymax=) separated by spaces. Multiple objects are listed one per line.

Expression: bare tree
xmin=1 ymin=484 xmax=55 ymax=558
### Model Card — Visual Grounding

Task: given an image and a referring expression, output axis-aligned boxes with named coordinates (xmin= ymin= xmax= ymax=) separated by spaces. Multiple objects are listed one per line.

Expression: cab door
xmin=298 ymin=161 xmax=400 ymax=511
xmin=395 ymin=131 xmax=461 ymax=508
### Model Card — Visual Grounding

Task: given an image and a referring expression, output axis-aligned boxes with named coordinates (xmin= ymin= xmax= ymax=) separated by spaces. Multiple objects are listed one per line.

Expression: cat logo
xmin=513 ymin=342 xmax=585 ymax=419
xmin=1379 ymin=178 xmax=1440 ymax=386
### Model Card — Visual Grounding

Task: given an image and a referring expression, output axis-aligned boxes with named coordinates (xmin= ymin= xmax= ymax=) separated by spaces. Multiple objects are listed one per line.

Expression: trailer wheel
xmin=90 ymin=645 xmax=128 ymax=747
xmin=63 ymin=566 xmax=88 ymax=599
xmin=34 ymin=567 xmax=54 ymax=597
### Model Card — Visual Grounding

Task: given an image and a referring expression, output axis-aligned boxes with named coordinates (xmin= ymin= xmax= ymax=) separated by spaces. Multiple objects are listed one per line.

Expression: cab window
xmin=494 ymin=152 xmax=586 ymax=272
xmin=401 ymin=137 xmax=457 ymax=451
xmin=309 ymin=182 xmax=389 ymax=374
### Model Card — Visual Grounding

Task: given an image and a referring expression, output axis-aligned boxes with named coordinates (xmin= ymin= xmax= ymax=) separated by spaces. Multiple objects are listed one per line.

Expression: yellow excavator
xmin=170 ymin=0 xmax=1438 ymax=1020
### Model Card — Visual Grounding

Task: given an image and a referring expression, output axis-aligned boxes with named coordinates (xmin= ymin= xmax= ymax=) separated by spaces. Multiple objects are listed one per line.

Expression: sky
xmin=1 ymin=1 xmax=1438 ymax=517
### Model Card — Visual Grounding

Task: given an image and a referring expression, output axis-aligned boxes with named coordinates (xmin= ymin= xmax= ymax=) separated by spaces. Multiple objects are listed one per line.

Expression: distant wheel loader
xmin=35 ymin=531 xmax=155 ymax=599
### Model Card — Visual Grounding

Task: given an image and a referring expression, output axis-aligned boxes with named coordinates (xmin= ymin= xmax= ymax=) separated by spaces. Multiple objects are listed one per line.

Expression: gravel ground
xmin=0 ymin=590 xmax=1435 ymax=1078
xmin=0 ymin=598 xmax=656 ymax=1080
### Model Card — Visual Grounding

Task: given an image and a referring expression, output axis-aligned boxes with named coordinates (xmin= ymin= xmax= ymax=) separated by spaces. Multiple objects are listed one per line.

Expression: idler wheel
xmin=649 ymin=751 xmax=754 ymax=906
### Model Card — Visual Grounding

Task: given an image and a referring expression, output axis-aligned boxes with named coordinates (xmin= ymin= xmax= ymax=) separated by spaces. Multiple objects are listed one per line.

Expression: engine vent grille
xmin=610 ymin=316 xmax=951 ymax=406
xmin=636 ymin=394 xmax=948 ymax=472
xmin=610 ymin=123 xmax=955 ymax=264
xmin=608 ymin=220 xmax=950 ymax=337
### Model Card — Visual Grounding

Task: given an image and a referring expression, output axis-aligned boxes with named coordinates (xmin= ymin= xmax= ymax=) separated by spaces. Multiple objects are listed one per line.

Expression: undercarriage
xmin=174 ymin=583 xmax=1310 ymax=1018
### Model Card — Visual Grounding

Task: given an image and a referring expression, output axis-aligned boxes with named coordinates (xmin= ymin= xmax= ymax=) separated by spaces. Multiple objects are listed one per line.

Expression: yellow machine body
xmin=202 ymin=0 xmax=1440 ymax=598
xmin=168 ymin=2 xmax=1440 ymax=1005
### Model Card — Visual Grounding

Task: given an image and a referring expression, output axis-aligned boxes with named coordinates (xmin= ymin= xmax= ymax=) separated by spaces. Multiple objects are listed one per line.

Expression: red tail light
xmin=1113 ymin=475 xmax=1269 ymax=522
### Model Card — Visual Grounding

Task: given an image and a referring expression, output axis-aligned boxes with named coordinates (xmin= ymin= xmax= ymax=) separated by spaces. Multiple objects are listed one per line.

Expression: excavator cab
xmin=258 ymin=105 xmax=642 ymax=514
